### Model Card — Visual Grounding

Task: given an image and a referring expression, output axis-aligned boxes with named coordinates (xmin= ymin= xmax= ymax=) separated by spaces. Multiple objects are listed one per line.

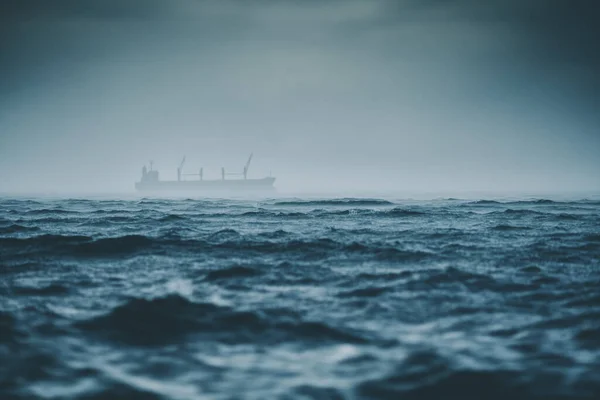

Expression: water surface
xmin=1 ymin=197 xmax=599 ymax=399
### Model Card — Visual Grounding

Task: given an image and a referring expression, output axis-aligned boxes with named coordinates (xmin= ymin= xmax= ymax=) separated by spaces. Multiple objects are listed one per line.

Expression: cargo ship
xmin=135 ymin=154 xmax=276 ymax=193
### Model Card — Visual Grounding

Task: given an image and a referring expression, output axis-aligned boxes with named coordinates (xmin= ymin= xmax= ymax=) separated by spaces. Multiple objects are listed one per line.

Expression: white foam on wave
xmin=165 ymin=278 xmax=194 ymax=297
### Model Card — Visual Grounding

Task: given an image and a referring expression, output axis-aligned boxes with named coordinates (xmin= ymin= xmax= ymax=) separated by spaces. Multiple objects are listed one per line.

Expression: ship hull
xmin=135 ymin=177 xmax=276 ymax=193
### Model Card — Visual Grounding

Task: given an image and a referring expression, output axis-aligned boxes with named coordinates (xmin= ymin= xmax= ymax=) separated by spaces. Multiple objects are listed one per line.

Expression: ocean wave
xmin=204 ymin=266 xmax=263 ymax=281
xmin=87 ymin=215 xmax=138 ymax=224
xmin=0 ymin=262 xmax=44 ymax=277
xmin=521 ymin=199 xmax=558 ymax=204
xmin=0 ymin=224 xmax=41 ymax=234
xmin=18 ymin=208 xmax=81 ymax=215
xmin=78 ymin=294 xmax=367 ymax=346
xmin=274 ymin=198 xmax=394 ymax=206
xmin=0 ymin=311 xmax=16 ymax=343
xmin=137 ymin=199 xmax=172 ymax=205
xmin=91 ymin=208 xmax=146 ymax=216
xmin=12 ymin=216 xmax=87 ymax=225
xmin=575 ymin=327 xmax=600 ymax=348
xmin=469 ymin=199 xmax=560 ymax=206
xmin=469 ymin=200 xmax=503 ymax=205
xmin=505 ymin=199 xmax=560 ymax=205
xmin=579 ymin=199 xmax=600 ymax=205
xmin=310 ymin=208 xmax=375 ymax=216
xmin=2 ymin=197 xmax=600 ymax=398
xmin=386 ymin=208 xmax=426 ymax=217
xmin=77 ymin=295 xmax=229 ymax=346
xmin=531 ymin=311 xmax=600 ymax=330
xmin=555 ymin=213 xmax=584 ymax=221
xmin=519 ymin=265 xmax=542 ymax=274
xmin=0 ymin=233 xmax=435 ymax=262
xmin=74 ymin=235 xmax=156 ymax=256
xmin=353 ymin=271 xmax=414 ymax=282
xmin=584 ymin=234 xmax=600 ymax=242
xmin=0 ymin=234 xmax=91 ymax=247
xmin=0 ymin=199 xmax=42 ymax=206
xmin=201 ymin=210 xmax=311 ymax=219
xmin=501 ymin=209 xmax=545 ymax=216
xmin=328 ymin=227 xmax=379 ymax=235
xmin=491 ymin=224 xmax=531 ymax=231
xmin=565 ymin=293 xmax=600 ymax=308
xmin=371 ymin=248 xmax=433 ymax=262
xmin=171 ymin=207 xmax=429 ymax=219
xmin=241 ymin=210 xmax=280 ymax=217
xmin=0 ymin=234 xmax=155 ymax=258
xmin=13 ymin=284 xmax=71 ymax=296
xmin=14 ymin=203 xmax=591 ymax=225
xmin=406 ymin=266 xmax=532 ymax=293
xmin=338 ymin=286 xmax=391 ymax=298
xmin=531 ymin=276 xmax=561 ymax=286
xmin=156 ymin=214 xmax=186 ymax=222
xmin=208 ymin=228 xmax=241 ymax=239
xmin=291 ymin=386 xmax=343 ymax=400
xmin=357 ymin=367 xmax=540 ymax=399
xmin=255 ymin=229 xmax=292 ymax=239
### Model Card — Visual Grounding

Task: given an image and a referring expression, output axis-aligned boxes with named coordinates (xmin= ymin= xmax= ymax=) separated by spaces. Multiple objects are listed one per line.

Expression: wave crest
xmin=0 ymin=224 xmax=40 ymax=234
xmin=274 ymin=198 xmax=393 ymax=206
xmin=204 ymin=266 xmax=262 ymax=281
xmin=78 ymin=295 xmax=366 ymax=346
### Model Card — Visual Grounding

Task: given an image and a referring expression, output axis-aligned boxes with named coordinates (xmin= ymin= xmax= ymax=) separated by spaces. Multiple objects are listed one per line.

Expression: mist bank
xmin=1 ymin=0 xmax=598 ymax=195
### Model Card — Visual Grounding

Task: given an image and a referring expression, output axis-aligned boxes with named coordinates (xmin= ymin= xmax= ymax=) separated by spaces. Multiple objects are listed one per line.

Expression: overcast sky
xmin=1 ymin=0 xmax=598 ymax=195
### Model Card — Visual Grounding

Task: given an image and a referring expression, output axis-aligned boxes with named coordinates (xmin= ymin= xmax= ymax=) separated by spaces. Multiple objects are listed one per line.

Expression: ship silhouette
xmin=135 ymin=153 xmax=275 ymax=193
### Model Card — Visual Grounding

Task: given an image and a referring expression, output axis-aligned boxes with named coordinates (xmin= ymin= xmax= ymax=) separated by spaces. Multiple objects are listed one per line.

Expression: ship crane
xmin=244 ymin=153 xmax=253 ymax=180
xmin=177 ymin=156 xmax=186 ymax=181
xmin=224 ymin=153 xmax=254 ymax=180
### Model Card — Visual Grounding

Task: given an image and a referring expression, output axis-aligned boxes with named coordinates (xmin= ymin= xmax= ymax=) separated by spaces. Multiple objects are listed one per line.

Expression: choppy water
xmin=1 ymin=196 xmax=600 ymax=399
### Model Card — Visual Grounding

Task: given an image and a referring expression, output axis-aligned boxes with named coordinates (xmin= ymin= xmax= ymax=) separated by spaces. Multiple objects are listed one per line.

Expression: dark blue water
xmin=1 ymin=197 xmax=599 ymax=399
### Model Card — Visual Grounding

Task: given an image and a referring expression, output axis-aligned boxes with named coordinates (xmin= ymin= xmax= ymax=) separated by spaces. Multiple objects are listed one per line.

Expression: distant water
xmin=1 ymin=197 xmax=599 ymax=399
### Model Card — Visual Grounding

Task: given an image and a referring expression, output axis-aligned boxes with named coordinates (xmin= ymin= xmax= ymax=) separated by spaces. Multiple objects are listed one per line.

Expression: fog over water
xmin=1 ymin=0 xmax=599 ymax=195
xmin=2 ymin=4 xmax=600 ymax=399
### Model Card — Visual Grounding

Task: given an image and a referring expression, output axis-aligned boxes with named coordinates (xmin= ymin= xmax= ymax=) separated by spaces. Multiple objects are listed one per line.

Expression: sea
xmin=1 ymin=196 xmax=599 ymax=399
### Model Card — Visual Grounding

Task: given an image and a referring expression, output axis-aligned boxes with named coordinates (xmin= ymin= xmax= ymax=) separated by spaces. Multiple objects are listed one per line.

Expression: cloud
xmin=2 ymin=0 xmax=598 ymax=118
xmin=0 ymin=0 xmax=170 ymax=21
xmin=0 ymin=1 xmax=598 ymax=193
xmin=387 ymin=0 xmax=600 ymax=97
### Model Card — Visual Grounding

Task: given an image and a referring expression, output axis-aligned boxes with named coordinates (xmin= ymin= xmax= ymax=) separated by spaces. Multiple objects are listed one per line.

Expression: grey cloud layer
xmin=2 ymin=0 xmax=599 ymax=102
xmin=0 ymin=1 xmax=598 ymax=193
